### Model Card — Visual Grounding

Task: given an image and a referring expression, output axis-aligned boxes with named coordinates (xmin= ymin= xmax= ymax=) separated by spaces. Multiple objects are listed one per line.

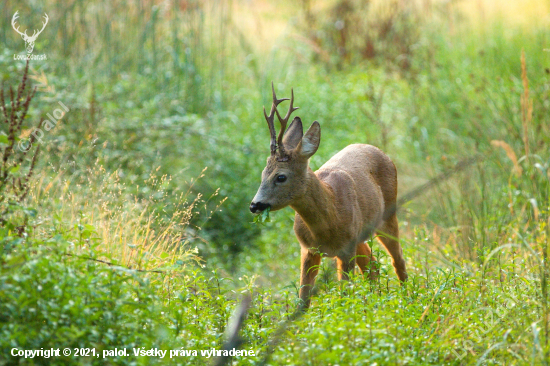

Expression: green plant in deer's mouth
xmin=253 ymin=206 xmax=271 ymax=225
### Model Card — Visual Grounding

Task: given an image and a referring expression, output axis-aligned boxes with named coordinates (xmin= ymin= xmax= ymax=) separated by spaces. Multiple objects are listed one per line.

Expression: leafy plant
xmin=1 ymin=0 xmax=550 ymax=364
xmin=252 ymin=206 xmax=271 ymax=225
xmin=0 ymin=60 xmax=40 ymax=239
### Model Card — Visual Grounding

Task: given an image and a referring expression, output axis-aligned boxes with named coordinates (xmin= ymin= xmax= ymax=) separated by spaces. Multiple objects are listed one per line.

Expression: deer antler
xmin=263 ymin=82 xmax=289 ymax=156
xmin=275 ymin=88 xmax=298 ymax=158
xmin=31 ymin=13 xmax=48 ymax=39
xmin=11 ymin=12 xmax=48 ymax=41
xmin=11 ymin=11 xmax=28 ymax=38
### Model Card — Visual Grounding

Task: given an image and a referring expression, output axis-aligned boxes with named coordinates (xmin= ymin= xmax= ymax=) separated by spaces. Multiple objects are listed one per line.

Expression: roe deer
xmin=249 ymin=83 xmax=408 ymax=308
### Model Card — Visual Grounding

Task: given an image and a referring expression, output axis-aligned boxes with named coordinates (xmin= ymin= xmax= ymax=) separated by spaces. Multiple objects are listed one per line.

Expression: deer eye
xmin=276 ymin=174 xmax=287 ymax=183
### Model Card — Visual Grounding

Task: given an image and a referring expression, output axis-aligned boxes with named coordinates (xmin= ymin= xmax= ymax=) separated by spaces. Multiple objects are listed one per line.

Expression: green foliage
xmin=0 ymin=0 xmax=550 ymax=364
xmin=0 ymin=61 xmax=40 ymax=237
xmin=252 ymin=206 xmax=271 ymax=225
xmin=1 ymin=239 xmax=159 ymax=359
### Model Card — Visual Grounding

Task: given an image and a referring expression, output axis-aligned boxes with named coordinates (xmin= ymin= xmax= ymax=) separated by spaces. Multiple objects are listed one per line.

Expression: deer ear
xmin=299 ymin=121 xmax=321 ymax=158
xmin=282 ymin=117 xmax=303 ymax=150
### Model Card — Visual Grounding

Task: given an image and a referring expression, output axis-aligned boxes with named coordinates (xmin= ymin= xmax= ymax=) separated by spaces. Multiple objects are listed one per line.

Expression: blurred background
xmin=2 ymin=1 xmax=550 ymax=363
xmin=1 ymin=0 xmax=549 ymax=282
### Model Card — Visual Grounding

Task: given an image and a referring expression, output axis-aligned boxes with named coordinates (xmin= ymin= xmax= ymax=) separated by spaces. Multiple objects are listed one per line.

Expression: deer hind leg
xmin=356 ymin=242 xmax=379 ymax=281
xmin=299 ymin=248 xmax=321 ymax=309
xmin=376 ymin=213 xmax=408 ymax=282
xmin=336 ymin=255 xmax=356 ymax=281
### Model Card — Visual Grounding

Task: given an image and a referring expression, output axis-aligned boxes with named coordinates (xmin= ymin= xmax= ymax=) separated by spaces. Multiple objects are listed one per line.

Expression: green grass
xmin=1 ymin=0 xmax=549 ymax=364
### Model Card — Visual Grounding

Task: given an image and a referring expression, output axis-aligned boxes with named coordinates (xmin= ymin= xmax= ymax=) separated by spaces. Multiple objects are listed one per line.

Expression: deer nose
xmin=250 ymin=202 xmax=270 ymax=213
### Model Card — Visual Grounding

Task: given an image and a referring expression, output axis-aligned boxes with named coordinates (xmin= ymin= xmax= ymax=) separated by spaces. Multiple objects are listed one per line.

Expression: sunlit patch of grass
xmin=29 ymin=164 xmax=225 ymax=280
xmin=1 ymin=0 xmax=549 ymax=364
xmin=456 ymin=0 xmax=550 ymax=29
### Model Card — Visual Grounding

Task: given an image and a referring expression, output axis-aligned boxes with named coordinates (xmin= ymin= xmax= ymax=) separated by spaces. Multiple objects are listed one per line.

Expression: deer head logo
xmin=11 ymin=11 xmax=49 ymax=54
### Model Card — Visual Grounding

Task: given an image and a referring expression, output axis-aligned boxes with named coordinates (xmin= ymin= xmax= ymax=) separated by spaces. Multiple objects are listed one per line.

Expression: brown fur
xmin=251 ymin=117 xmax=408 ymax=308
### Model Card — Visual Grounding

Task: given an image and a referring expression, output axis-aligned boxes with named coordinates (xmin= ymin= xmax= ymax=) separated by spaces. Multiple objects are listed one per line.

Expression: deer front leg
xmin=299 ymin=248 xmax=321 ymax=309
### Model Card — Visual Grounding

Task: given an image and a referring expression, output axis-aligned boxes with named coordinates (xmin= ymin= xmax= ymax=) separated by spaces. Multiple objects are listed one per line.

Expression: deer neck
xmin=290 ymin=167 xmax=338 ymax=234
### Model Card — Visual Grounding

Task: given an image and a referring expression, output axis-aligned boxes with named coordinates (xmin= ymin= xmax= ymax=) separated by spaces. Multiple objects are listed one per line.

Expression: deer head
xmin=250 ymin=83 xmax=321 ymax=213
xmin=12 ymin=11 xmax=49 ymax=54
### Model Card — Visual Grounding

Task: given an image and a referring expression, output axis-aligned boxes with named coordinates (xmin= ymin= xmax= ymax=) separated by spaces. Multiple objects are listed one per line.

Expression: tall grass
xmin=1 ymin=0 xmax=245 ymax=113
xmin=29 ymin=163 xmax=212 ymax=277
xmin=1 ymin=0 xmax=550 ymax=364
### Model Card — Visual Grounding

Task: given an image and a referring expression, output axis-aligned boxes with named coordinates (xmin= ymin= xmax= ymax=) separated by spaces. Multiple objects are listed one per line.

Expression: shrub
xmin=0 ymin=61 xmax=40 ymax=240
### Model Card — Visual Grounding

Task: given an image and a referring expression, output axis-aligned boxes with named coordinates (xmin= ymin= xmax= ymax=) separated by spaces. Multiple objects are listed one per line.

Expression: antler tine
xmin=271 ymin=81 xmax=289 ymax=106
xmin=263 ymin=82 xmax=288 ymax=155
xmin=275 ymin=88 xmax=299 ymax=157
xmin=31 ymin=13 xmax=49 ymax=38
xmin=263 ymin=106 xmax=277 ymax=155
xmin=11 ymin=11 xmax=28 ymax=37
xmin=38 ymin=13 xmax=48 ymax=34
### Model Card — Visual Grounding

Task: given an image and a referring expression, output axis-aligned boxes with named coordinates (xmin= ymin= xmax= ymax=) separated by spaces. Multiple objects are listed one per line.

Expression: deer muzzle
xmin=249 ymin=201 xmax=270 ymax=213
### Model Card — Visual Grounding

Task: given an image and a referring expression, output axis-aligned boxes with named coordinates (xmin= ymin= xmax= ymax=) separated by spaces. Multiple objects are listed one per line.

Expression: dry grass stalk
xmin=490 ymin=140 xmax=522 ymax=176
